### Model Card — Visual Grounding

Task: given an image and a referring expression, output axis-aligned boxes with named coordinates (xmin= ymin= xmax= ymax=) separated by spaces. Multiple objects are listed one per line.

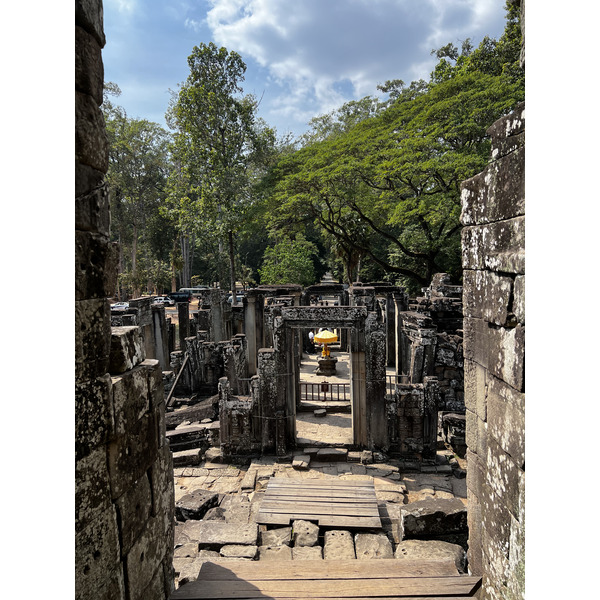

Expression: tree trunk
xmin=132 ymin=222 xmax=140 ymax=298
xmin=180 ymin=234 xmax=191 ymax=288
xmin=228 ymin=229 xmax=237 ymax=306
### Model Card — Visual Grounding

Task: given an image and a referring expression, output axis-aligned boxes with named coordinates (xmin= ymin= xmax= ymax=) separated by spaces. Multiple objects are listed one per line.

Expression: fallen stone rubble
xmin=172 ymin=455 xmax=469 ymax=589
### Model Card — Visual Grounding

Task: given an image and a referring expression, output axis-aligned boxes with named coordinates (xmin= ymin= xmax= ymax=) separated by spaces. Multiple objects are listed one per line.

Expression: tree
xmin=166 ymin=42 xmax=271 ymax=305
xmin=259 ymin=234 xmax=319 ymax=287
xmin=267 ymin=4 xmax=524 ymax=292
xmin=103 ymin=83 xmax=171 ymax=297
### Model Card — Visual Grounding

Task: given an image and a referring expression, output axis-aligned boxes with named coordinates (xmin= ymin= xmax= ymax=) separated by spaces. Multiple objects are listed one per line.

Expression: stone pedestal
xmin=315 ymin=357 xmax=337 ymax=376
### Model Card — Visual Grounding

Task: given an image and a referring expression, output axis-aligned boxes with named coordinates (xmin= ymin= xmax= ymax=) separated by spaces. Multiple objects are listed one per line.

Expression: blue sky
xmin=102 ymin=0 xmax=509 ymax=138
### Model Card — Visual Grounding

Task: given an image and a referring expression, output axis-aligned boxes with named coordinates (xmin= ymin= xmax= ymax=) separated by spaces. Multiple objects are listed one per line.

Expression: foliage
xmin=265 ymin=4 xmax=524 ymax=290
xmin=258 ymin=234 xmax=319 ymax=287
xmin=165 ymin=42 xmax=276 ymax=299
xmin=103 ymin=83 xmax=173 ymax=297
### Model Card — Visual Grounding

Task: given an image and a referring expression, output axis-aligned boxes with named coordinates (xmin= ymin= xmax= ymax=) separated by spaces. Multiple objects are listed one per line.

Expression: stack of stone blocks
xmin=75 ymin=2 xmax=174 ymax=598
xmin=460 ymin=101 xmax=525 ymax=599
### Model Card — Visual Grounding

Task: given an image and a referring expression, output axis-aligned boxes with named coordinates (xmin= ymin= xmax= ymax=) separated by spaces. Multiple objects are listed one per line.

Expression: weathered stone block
xmin=463 ymin=359 xmax=487 ymax=420
xmin=258 ymin=545 xmax=292 ymax=560
xmin=76 ymin=161 xmax=105 ymax=198
xmin=323 ymin=530 xmax=355 ymax=560
xmin=316 ymin=447 xmax=348 ymax=461
xmin=466 ymin=448 xmax=484 ymax=500
xmin=75 ymin=230 xmax=118 ymax=300
xmin=461 ymin=217 xmax=525 ymax=274
xmin=75 ymin=444 xmax=112 ymax=535
xmin=487 ymin=324 xmax=525 ymax=392
xmin=75 ymin=25 xmax=104 ymax=104
xmin=260 ymin=527 xmax=292 ymax=547
xmin=487 ymin=103 xmax=525 ymax=159
xmin=75 ymin=0 xmax=106 ymax=46
xmin=292 ymin=520 xmax=320 ymax=547
xmin=240 ymin=469 xmax=257 ymax=491
xmin=75 ymin=298 xmax=111 ymax=382
xmin=461 ymin=148 xmax=524 ymax=226
xmin=185 ymin=521 xmax=258 ymax=549
xmin=465 ymin=409 xmax=478 ymax=454
xmin=355 ymin=532 xmax=393 ymax=559
xmin=124 ymin=516 xmax=168 ymax=600
xmin=107 ymin=412 xmax=159 ymax=499
xmin=175 ymin=489 xmax=219 ymax=521
xmin=172 ymin=448 xmax=202 ymax=467
xmin=220 ymin=545 xmax=258 ymax=559
xmin=75 ymin=503 xmax=121 ymax=600
xmin=115 ymin=474 xmax=152 ymax=556
xmin=75 ymin=90 xmax=108 ymax=172
xmin=462 ymin=270 xmax=513 ymax=326
xmin=513 ymin=275 xmax=525 ymax=325
xmin=395 ymin=539 xmax=466 ymax=572
xmin=111 ymin=366 xmax=149 ymax=436
xmin=292 ymin=546 xmax=323 ymax=560
xmin=481 ymin=481 xmax=511 ymax=558
xmin=109 ymin=326 xmax=146 ymax=374
xmin=75 ymin=373 xmax=113 ymax=461
xmin=173 ymin=543 xmax=199 ymax=559
xmin=76 ymin=181 xmax=110 ymax=236
xmin=487 ymin=380 xmax=525 ymax=467
xmin=400 ymin=498 xmax=467 ymax=538
xmin=485 ymin=438 xmax=522 ymax=521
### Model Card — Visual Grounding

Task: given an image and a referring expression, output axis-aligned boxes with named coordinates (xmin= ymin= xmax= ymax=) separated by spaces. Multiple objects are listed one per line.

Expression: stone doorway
xmin=269 ymin=305 xmax=386 ymax=453
xmin=296 ymin=330 xmax=353 ymax=447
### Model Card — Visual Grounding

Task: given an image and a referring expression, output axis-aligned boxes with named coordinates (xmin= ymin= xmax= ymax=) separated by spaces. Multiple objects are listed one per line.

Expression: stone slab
xmin=260 ymin=527 xmax=292 ymax=547
xmin=220 ymin=545 xmax=258 ymax=559
xmin=354 ymin=532 xmax=394 ymax=559
xmin=258 ymin=545 xmax=292 ymax=561
xmin=395 ymin=539 xmax=466 ymax=573
xmin=292 ymin=520 xmax=320 ymax=547
xmin=175 ymin=489 xmax=219 ymax=521
xmin=182 ymin=521 xmax=258 ymax=549
xmin=323 ymin=530 xmax=355 ymax=560
xmin=292 ymin=546 xmax=323 ymax=560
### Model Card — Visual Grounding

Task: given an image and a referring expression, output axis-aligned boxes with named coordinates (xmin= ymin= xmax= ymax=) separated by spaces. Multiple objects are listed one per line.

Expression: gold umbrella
xmin=314 ymin=329 xmax=338 ymax=357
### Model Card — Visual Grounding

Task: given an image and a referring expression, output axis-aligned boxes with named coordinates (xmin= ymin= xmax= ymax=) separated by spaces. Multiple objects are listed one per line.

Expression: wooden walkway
xmin=255 ymin=478 xmax=381 ymax=528
xmin=169 ymin=558 xmax=482 ymax=599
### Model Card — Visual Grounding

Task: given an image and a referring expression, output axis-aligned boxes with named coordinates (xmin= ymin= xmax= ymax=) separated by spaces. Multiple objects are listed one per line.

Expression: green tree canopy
xmin=258 ymin=234 xmax=319 ymax=287
xmin=165 ymin=42 xmax=275 ymax=304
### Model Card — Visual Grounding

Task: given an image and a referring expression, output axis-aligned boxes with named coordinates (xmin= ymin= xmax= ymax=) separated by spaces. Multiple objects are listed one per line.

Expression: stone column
xmin=460 ymin=99 xmax=525 ymax=599
xmin=177 ymin=302 xmax=189 ymax=351
xmin=244 ymin=293 xmax=258 ymax=376
xmin=365 ymin=313 xmax=387 ymax=450
xmin=385 ymin=293 xmax=396 ymax=368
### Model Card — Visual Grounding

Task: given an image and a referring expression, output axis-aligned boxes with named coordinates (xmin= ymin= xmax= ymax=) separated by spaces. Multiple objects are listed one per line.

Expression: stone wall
xmin=75 ymin=2 xmax=174 ymax=599
xmin=460 ymin=101 xmax=525 ymax=599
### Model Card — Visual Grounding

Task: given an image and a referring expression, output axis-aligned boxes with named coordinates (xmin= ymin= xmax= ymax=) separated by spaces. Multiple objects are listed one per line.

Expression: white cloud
xmin=204 ymin=0 xmax=505 ymax=123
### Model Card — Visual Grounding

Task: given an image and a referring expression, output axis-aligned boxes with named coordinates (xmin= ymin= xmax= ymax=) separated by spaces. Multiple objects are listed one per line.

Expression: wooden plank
xmin=263 ymin=491 xmax=376 ymax=501
xmin=170 ymin=576 xmax=481 ymax=598
xmin=196 ymin=559 xmax=460 ymax=580
xmin=265 ymin=489 xmax=377 ymax=500
xmin=316 ymin=516 xmax=382 ymax=528
xmin=259 ymin=500 xmax=378 ymax=512
xmin=174 ymin=596 xmax=475 ymax=600
xmin=267 ymin=480 xmax=375 ymax=489
xmin=257 ymin=504 xmax=380 ymax=517
xmin=255 ymin=513 xmax=382 ymax=528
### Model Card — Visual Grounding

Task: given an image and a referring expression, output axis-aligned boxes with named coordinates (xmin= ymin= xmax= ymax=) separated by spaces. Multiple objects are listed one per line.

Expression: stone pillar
xmin=75 ymin=3 xmax=174 ymax=599
xmin=385 ymin=293 xmax=396 ymax=368
xmin=460 ymin=100 xmax=525 ymax=599
xmin=393 ymin=292 xmax=405 ymax=376
xmin=177 ymin=302 xmax=190 ymax=351
xmin=365 ymin=313 xmax=387 ymax=450
xmin=244 ymin=293 xmax=258 ymax=376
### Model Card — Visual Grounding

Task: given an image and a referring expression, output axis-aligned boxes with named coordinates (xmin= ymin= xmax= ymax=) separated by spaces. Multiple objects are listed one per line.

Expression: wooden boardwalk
xmin=169 ymin=558 xmax=481 ymax=599
xmin=255 ymin=478 xmax=381 ymax=528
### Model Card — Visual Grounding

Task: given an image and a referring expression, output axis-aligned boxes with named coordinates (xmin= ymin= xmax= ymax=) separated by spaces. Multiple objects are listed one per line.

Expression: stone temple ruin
xmin=76 ymin=1 xmax=524 ymax=598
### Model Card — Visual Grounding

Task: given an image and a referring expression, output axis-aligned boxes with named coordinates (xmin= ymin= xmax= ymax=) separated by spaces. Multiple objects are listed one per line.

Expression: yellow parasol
xmin=314 ymin=329 xmax=338 ymax=357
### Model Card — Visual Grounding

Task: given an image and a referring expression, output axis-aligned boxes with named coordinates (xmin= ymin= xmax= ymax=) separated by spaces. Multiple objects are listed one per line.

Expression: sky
xmin=102 ymin=0 xmax=509 ymax=138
